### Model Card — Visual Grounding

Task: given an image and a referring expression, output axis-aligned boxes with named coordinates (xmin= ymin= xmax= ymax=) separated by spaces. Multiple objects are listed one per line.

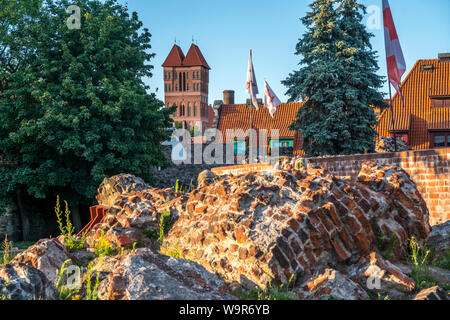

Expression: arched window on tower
xmin=187 ymin=103 xmax=191 ymax=117
xmin=193 ymin=103 xmax=197 ymax=117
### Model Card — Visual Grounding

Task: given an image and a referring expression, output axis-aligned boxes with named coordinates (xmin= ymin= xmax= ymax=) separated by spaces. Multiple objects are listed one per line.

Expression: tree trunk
xmin=71 ymin=200 xmax=82 ymax=233
xmin=16 ymin=188 xmax=30 ymax=241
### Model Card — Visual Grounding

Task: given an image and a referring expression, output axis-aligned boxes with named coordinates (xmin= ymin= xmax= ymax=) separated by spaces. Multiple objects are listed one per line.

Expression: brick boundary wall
xmin=211 ymin=148 xmax=450 ymax=226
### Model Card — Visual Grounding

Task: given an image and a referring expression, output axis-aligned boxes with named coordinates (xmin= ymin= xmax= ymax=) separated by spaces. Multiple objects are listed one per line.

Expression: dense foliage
xmin=0 ymin=0 xmax=173 ymax=215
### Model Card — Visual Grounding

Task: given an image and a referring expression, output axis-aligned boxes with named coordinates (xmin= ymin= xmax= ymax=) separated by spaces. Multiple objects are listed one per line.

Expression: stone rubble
xmin=1 ymin=158 xmax=444 ymax=300
xmin=11 ymin=238 xmax=76 ymax=284
xmin=413 ymin=286 xmax=449 ymax=300
xmin=0 ymin=263 xmax=56 ymax=300
xmin=297 ymin=268 xmax=369 ymax=300
xmin=346 ymin=252 xmax=415 ymax=300
xmin=95 ymin=249 xmax=236 ymax=300
xmin=87 ymin=185 xmax=188 ymax=249
xmin=163 ymin=161 xmax=430 ymax=289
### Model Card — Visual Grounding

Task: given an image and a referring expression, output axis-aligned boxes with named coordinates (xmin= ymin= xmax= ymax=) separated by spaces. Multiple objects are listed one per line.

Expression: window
xmin=270 ymin=140 xmax=293 ymax=148
xmin=187 ymin=104 xmax=191 ymax=117
xmin=434 ymin=135 xmax=446 ymax=147
xmin=389 ymin=133 xmax=408 ymax=143
xmin=187 ymin=84 xmax=189 ymax=91
xmin=194 ymin=103 xmax=197 ymax=117
xmin=193 ymin=72 xmax=196 ymax=79
xmin=234 ymin=140 xmax=246 ymax=156
xmin=187 ymin=72 xmax=189 ymax=80
xmin=270 ymin=139 xmax=294 ymax=156
xmin=430 ymin=132 xmax=450 ymax=148
xmin=197 ymin=71 xmax=200 ymax=79
xmin=165 ymin=84 xmax=167 ymax=92
xmin=172 ymin=104 xmax=177 ymax=117
xmin=431 ymin=99 xmax=450 ymax=108
xmin=175 ymin=84 xmax=178 ymax=91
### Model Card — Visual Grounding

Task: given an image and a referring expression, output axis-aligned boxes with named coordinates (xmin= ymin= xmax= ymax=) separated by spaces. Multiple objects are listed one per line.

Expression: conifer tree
xmin=282 ymin=0 xmax=385 ymax=156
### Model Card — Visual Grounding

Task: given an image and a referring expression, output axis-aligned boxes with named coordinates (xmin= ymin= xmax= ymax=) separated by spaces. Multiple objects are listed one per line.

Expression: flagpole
xmin=388 ymin=79 xmax=398 ymax=152
xmin=263 ymin=79 xmax=268 ymax=162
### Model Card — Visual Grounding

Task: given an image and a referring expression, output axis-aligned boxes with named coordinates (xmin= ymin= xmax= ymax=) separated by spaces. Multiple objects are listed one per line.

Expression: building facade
xmin=162 ymin=43 xmax=213 ymax=134
xmin=212 ymin=90 xmax=304 ymax=159
xmin=377 ymin=54 xmax=450 ymax=150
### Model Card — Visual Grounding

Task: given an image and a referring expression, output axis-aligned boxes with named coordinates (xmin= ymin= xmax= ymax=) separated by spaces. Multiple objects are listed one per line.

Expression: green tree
xmin=0 ymin=0 xmax=173 ymax=238
xmin=282 ymin=0 xmax=385 ymax=156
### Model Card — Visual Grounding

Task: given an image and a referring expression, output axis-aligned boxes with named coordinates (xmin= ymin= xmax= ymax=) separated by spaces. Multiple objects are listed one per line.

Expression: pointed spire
xmin=162 ymin=44 xmax=185 ymax=67
xmin=183 ymin=43 xmax=210 ymax=69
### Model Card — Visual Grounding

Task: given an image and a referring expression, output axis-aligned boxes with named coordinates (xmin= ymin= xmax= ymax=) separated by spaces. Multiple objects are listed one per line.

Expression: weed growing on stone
xmin=404 ymin=236 xmax=440 ymax=291
xmin=143 ymin=210 xmax=172 ymax=246
xmin=158 ymin=210 xmax=172 ymax=244
xmin=0 ymin=235 xmax=13 ymax=265
xmin=375 ymin=230 xmax=398 ymax=261
xmin=235 ymin=273 xmax=297 ymax=300
xmin=85 ymin=259 xmax=101 ymax=300
xmin=164 ymin=246 xmax=184 ymax=259
xmin=55 ymin=259 xmax=80 ymax=300
xmin=55 ymin=196 xmax=86 ymax=251
xmin=94 ymin=230 xmax=116 ymax=257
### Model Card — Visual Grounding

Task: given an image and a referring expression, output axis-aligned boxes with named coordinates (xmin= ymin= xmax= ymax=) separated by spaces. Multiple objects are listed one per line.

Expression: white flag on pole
xmin=264 ymin=79 xmax=281 ymax=118
xmin=245 ymin=49 xmax=259 ymax=109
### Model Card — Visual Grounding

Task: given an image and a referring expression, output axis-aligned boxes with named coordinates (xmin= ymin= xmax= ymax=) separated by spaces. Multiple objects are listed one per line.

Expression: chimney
xmin=211 ymin=100 xmax=223 ymax=130
xmin=438 ymin=53 xmax=450 ymax=63
xmin=246 ymin=98 xmax=263 ymax=108
xmin=223 ymin=90 xmax=235 ymax=105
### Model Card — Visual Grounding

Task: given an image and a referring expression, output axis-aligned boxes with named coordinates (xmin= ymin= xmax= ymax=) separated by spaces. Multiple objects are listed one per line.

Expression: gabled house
xmin=213 ymin=91 xmax=304 ymax=158
xmin=377 ymin=54 xmax=450 ymax=150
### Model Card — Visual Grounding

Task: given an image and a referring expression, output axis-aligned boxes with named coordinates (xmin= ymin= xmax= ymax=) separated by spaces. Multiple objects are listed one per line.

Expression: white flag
xmin=245 ymin=49 xmax=259 ymax=109
xmin=264 ymin=80 xmax=281 ymax=118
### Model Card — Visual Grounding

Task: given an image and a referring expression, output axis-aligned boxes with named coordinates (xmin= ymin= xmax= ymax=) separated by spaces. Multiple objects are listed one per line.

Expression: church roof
xmin=183 ymin=44 xmax=211 ymax=69
xmin=162 ymin=44 xmax=185 ymax=67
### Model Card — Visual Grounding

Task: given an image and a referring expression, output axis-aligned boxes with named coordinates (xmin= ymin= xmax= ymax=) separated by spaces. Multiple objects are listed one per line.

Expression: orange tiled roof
xmin=377 ymin=59 xmax=450 ymax=150
xmin=162 ymin=44 xmax=185 ymax=67
xmin=217 ymin=103 xmax=303 ymax=143
xmin=183 ymin=44 xmax=211 ymax=70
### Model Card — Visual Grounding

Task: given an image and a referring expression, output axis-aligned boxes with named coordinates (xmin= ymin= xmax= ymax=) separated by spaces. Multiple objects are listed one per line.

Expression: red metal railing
xmin=77 ymin=205 xmax=109 ymax=237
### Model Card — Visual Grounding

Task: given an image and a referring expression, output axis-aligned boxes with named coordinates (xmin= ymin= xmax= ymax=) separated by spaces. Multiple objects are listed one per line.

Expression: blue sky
xmin=117 ymin=0 xmax=450 ymax=104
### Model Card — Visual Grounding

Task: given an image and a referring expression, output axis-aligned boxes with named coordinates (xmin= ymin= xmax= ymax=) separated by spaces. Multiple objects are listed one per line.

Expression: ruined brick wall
xmin=165 ymin=163 xmax=430 ymax=289
xmin=211 ymin=148 xmax=450 ymax=226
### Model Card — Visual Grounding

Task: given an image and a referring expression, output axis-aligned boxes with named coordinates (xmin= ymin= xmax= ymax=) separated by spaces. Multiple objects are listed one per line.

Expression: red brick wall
xmin=211 ymin=148 xmax=450 ymax=226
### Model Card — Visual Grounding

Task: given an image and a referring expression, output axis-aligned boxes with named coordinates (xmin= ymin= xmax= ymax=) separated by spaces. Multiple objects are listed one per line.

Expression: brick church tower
xmin=162 ymin=43 xmax=211 ymax=134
